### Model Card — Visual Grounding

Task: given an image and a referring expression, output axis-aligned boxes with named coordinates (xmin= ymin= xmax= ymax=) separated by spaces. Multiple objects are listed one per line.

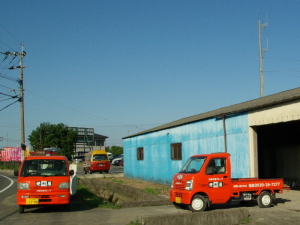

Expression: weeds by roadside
xmin=102 ymin=177 xmax=171 ymax=196
xmin=73 ymin=184 xmax=121 ymax=209
xmin=0 ymin=161 xmax=21 ymax=170
xmin=126 ymin=217 xmax=142 ymax=225
xmin=145 ymin=187 xmax=160 ymax=195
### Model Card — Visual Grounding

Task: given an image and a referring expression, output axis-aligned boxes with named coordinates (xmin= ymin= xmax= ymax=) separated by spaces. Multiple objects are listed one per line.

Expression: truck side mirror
xmin=69 ymin=170 xmax=74 ymax=176
xmin=206 ymin=167 xmax=214 ymax=175
xmin=14 ymin=170 xmax=19 ymax=176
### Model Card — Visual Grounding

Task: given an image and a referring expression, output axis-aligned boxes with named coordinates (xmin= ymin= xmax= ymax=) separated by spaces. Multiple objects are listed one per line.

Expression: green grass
xmin=0 ymin=161 xmax=20 ymax=170
xmin=74 ymin=184 xmax=121 ymax=209
xmin=241 ymin=216 xmax=251 ymax=224
xmin=145 ymin=187 xmax=160 ymax=195
xmin=111 ymin=179 xmax=124 ymax=183
xmin=126 ymin=218 xmax=142 ymax=225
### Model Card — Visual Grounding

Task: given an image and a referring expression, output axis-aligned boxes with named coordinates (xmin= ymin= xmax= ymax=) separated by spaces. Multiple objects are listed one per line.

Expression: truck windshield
xmin=21 ymin=159 xmax=68 ymax=177
xmin=180 ymin=157 xmax=206 ymax=173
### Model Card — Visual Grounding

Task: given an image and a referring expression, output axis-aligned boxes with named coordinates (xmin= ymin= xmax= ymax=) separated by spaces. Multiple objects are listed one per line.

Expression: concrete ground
xmin=246 ymin=189 xmax=300 ymax=224
xmin=2 ymin=169 xmax=300 ymax=224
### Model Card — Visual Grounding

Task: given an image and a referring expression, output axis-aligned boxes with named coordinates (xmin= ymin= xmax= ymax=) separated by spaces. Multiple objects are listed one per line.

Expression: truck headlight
xmin=18 ymin=183 xmax=29 ymax=190
xmin=59 ymin=182 xmax=70 ymax=189
xmin=185 ymin=180 xmax=193 ymax=191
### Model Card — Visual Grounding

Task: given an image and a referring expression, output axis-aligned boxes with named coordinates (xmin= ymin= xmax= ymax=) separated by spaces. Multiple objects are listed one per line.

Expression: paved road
xmin=75 ymin=164 xmax=124 ymax=175
xmin=1 ymin=169 xmax=300 ymax=225
xmin=0 ymin=170 xmax=188 ymax=225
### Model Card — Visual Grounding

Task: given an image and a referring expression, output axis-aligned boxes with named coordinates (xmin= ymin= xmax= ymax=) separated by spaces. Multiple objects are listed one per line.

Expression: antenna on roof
xmin=258 ymin=15 xmax=268 ymax=98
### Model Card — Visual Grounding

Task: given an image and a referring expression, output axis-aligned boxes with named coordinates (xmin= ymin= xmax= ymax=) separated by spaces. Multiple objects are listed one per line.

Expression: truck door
xmin=205 ymin=158 xmax=231 ymax=204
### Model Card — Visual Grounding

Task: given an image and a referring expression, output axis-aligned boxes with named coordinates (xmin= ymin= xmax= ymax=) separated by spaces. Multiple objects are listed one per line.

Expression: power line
xmin=0 ymin=73 xmax=18 ymax=82
xmin=265 ymin=57 xmax=300 ymax=62
xmin=0 ymin=22 xmax=22 ymax=44
xmin=27 ymin=90 xmax=132 ymax=127
xmin=0 ymin=99 xmax=19 ymax=111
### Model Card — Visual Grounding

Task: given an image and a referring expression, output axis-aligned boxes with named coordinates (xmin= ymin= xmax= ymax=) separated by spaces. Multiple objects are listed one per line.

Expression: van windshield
xmin=93 ymin=154 xmax=108 ymax=161
xmin=180 ymin=157 xmax=206 ymax=173
xmin=21 ymin=159 xmax=67 ymax=177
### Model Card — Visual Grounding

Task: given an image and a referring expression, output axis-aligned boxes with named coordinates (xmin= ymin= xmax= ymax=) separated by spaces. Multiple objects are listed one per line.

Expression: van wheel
xmin=19 ymin=206 xmax=24 ymax=213
xmin=257 ymin=191 xmax=272 ymax=208
xmin=188 ymin=195 xmax=207 ymax=212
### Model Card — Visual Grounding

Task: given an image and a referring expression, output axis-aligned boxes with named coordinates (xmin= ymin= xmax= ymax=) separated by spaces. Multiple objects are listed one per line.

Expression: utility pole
xmin=258 ymin=19 xmax=268 ymax=98
xmin=7 ymin=45 xmax=27 ymax=147
xmin=19 ymin=44 xmax=26 ymax=145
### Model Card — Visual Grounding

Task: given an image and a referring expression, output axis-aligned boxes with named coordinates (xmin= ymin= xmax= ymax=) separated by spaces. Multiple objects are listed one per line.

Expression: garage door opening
xmin=257 ymin=120 xmax=300 ymax=189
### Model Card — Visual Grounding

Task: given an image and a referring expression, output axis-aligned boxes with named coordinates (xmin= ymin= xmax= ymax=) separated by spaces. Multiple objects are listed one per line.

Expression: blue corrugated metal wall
xmin=123 ymin=112 xmax=249 ymax=185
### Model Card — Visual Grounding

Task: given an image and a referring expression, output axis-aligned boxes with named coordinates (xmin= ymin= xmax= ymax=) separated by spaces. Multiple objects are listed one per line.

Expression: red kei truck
xmin=170 ymin=152 xmax=288 ymax=212
xmin=14 ymin=156 xmax=75 ymax=213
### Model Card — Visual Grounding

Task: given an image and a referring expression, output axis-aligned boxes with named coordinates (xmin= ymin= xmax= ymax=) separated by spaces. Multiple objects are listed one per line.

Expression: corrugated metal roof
xmin=123 ymin=87 xmax=300 ymax=139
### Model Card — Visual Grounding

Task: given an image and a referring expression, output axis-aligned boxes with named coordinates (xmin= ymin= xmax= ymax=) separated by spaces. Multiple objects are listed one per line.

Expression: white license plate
xmin=243 ymin=193 xmax=252 ymax=200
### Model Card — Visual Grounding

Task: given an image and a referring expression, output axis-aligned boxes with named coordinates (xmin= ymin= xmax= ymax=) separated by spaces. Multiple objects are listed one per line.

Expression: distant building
xmin=71 ymin=127 xmax=108 ymax=156
xmin=123 ymin=87 xmax=300 ymax=186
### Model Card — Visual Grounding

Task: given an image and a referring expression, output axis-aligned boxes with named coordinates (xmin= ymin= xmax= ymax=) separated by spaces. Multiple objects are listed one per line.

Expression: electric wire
xmin=0 ymin=99 xmax=18 ymax=111
xmin=26 ymin=89 xmax=161 ymax=129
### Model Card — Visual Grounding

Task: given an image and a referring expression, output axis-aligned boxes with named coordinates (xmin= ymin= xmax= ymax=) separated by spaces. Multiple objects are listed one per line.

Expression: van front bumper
xmin=170 ymin=189 xmax=193 ymax=205
xmin=17 ymin=191 xmax=70 ymax=206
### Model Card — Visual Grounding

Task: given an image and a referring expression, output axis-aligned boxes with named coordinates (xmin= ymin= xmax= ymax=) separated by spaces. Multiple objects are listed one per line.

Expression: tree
xmin=28 ymin=122 xmax=77 ymax=159
xmin=105 ymin=146 xmax=123 ymax=155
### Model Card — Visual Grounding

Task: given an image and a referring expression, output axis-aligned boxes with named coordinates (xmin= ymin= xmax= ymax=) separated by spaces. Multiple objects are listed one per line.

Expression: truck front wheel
xmin=188 ymin=194 xmax=207 ymax=212
xmin=257 ymin=191 xmax=272 ymax=208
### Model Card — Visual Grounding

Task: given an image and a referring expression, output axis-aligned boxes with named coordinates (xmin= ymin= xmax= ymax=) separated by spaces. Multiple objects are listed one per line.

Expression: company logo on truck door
xmin=209 ymin=182 xmax=223 ymax=188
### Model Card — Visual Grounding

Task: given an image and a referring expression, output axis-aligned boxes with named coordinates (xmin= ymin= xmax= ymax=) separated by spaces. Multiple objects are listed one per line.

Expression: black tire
xmin=18 ymin=205 xmax=24 ymax=213
xmin=188 ymin=194 xmax=207 ymax=212
xmin=89 ymin=170 xmax=93 ymax=174
xmin=257 ymin=191 xmax=272 ymax=208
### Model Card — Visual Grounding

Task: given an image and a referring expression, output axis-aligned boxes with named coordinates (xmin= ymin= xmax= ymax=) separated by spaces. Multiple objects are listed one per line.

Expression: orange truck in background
xmin=14 ymin=155 xmax=76 ymax=213
xmin=170 ymin=152 xmax=288 ymax=212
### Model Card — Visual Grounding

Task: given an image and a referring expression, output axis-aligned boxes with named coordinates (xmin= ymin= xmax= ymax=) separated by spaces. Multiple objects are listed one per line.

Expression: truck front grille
xmin=174 ymin=192 xmax=183 ymax=198
xmin=173 ymin=183 xmax=185 ymax=190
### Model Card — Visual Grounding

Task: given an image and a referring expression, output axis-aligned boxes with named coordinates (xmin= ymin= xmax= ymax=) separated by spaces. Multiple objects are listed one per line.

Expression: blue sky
xmin=1 ymin=1 xmax=300 ymax=149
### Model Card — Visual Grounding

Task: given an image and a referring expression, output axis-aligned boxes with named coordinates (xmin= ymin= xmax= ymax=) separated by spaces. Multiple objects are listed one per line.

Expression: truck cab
xmin=14 ymin=156 xmax=75 ymax=213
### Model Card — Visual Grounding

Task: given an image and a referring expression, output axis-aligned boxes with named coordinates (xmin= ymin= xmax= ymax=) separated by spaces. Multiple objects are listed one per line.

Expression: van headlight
xmin=18 ymin=183 xmax=29 ymax=190
xmin=185 ymin=180 xmax=193 ymax=191
xmin=59 ymin=182 xmax=70 ymax=189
